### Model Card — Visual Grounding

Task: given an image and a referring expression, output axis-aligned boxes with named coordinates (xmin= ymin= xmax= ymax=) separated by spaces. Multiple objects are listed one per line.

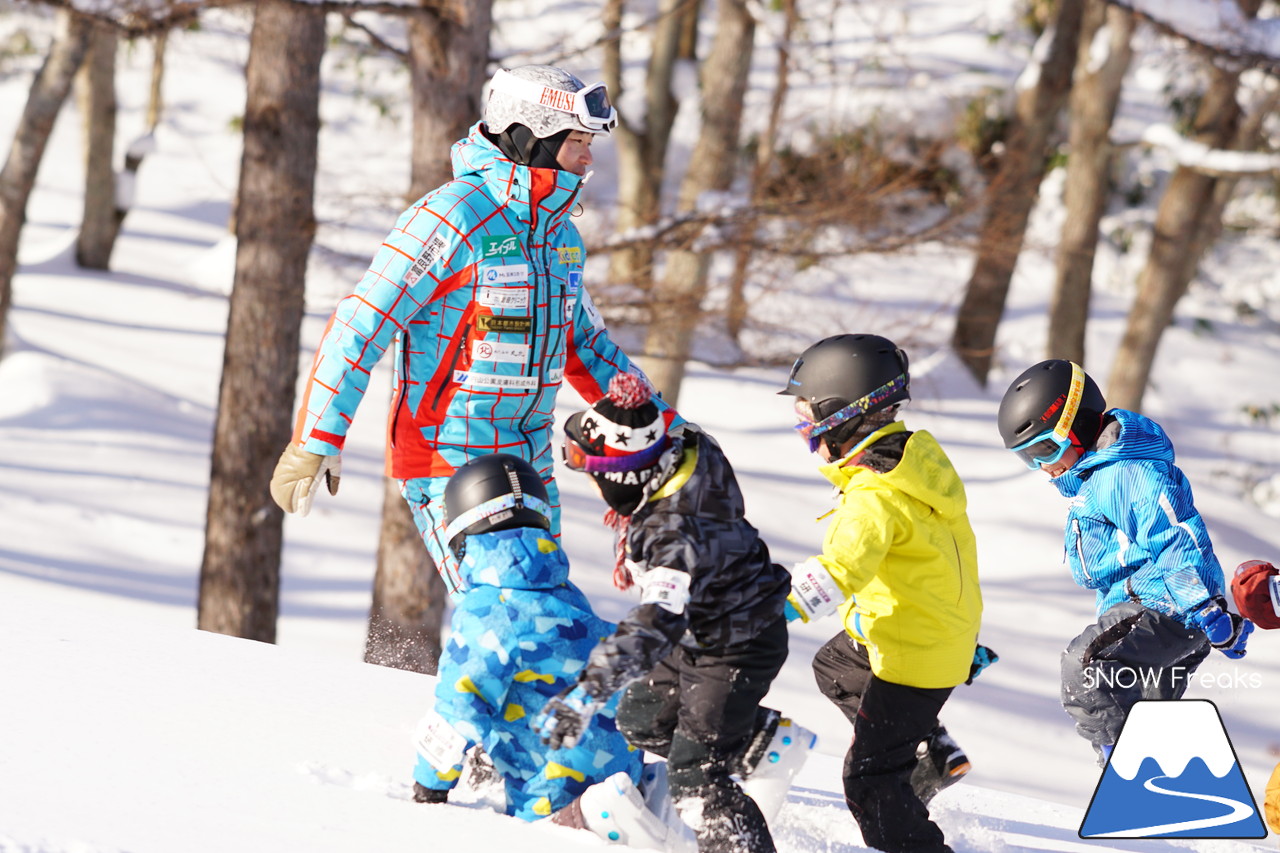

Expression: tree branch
xmin=1105 ymin=0 xmax=1280 ymax=72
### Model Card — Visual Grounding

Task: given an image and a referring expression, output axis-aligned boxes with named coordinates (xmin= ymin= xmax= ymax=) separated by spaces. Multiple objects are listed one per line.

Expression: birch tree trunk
xmin=605 ymin=0 xmax=684 ymax=293
xmin=198 ymin=0 xmax=325 ymax=641
xmin=75 ymin=19 xmax=121 ymax=270
xmin=726 ymin=0 xmax=796 ymax=343
xmin=641 ymin=0 xmax=754 ymax=406
xmin=1105 ymin=0 xmax=1261 ymax=411
xmin=1047 ymin=0 xmax=1133 ymax=365
xmin=951 ymin=0 xmax=1085 ymax=385
xmin=365 ymin=0 xmax=491 ymax=674
xmin=0 ymin=10 xmax=92 ymax=355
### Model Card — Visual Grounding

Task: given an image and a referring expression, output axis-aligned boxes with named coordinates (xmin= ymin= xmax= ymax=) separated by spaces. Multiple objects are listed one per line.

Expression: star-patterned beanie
xmin=563 ymin=372 xmax=671 ymax=515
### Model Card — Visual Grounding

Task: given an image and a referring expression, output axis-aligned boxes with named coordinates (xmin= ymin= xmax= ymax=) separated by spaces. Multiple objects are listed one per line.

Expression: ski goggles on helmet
xmin=1009 ymin=362 xmax=1086 ymax=469
xmin=793 ymin=373 xmax=908 ymax=453
xmin=563 ymin=434 xmax=666 ymax=474
xmin=489 ymin=69 xmax=618 ymax=133
xmin=443 ymin=492 xmax=553 ymax=546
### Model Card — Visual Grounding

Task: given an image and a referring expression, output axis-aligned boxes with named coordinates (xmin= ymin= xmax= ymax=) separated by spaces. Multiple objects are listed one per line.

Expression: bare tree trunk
xmin=366 ymin=479 xmax=445 ymax=672
xmin=364 ymin=0 xmax=491 ymax=674
xmin=75 ymin=19 xmax=120 ymax=270
xmin=198 ymin=0 xmax=325 ymax=641
xmin=1047 ymin=0 xmax=1133 ymax=365
xmin=676 ymin=0 xmax=701 ymax=61
xmin=1186 ymin=88 xmax=1279 ymax=273
xmin=951 ymin=0 xmax=1086 ymax=385
xmin=146 ymin=31 xmax=167 ymax=132
xmin=1105 ymin=0 xmax=1261 ymax=412
xmin=726 ymin=0 xmax=796 ymax=343
xmin=0 ymin=10 xmax=92 ymax=354
xmin=407 ymin=0 xmax=491 ymax=202
xmin=605 ymin=0 xmax=683 ymax=293
xmin=641 ymin=0 xmax=755 ymax=406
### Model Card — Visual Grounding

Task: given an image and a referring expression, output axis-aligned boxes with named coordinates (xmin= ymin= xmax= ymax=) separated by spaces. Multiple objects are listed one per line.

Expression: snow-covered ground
xmin=1 ymin=2 xmax=1278 ymax=851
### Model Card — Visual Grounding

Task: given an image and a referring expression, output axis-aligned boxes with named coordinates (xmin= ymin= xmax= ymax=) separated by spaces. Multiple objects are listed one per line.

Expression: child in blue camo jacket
xmin=410 ymin=453 xmax=693 ymax=851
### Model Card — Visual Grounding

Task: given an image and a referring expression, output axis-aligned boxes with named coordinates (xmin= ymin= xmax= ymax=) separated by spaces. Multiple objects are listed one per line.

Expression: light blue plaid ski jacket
xmin=1051 ymin=408 xmax=1225 ymax=626
xmin=293 ymin=122 xmax=665 ymax=481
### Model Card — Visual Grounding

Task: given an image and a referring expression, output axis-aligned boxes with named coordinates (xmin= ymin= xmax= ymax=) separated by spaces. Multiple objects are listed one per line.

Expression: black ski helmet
xmin=997 ymin=359 xmax=1107 ymax=454
xmin=779 ymin=334 xmax=910 ymax=453
xmin=443 ymin=454 xmax=551 ymax=558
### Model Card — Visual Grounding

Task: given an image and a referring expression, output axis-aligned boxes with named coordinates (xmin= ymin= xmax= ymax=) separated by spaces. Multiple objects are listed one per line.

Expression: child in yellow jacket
xmin=779 ymin=334 xmax=986 ymax=853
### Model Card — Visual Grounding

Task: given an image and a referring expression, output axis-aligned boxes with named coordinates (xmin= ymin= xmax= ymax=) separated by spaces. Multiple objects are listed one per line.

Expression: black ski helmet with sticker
xmin=443 ymin=454 xmax=551 ymax=558
xmin=997 ymin=359 xmax=1107 ymax=453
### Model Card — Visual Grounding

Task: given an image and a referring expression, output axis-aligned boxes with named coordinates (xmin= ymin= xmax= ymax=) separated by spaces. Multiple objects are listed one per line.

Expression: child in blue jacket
xmin=998 ymin=360 xmax=1253 ymax=762
xmin=410 ymin=453 xmax=641 ymax=820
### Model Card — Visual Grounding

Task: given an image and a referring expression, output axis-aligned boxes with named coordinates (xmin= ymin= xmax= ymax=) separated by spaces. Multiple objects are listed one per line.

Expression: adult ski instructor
xmin=269 ymin=65 xmax=673 ymax=596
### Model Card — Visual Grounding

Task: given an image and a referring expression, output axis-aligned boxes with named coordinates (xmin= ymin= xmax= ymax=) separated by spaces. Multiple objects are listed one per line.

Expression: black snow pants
xmin=615 ymin=616 xmax=788 ymax=853
xmin=812 ymin=631 xmax=953 ymax=853
xmin=1061 ymin=601 xmax=1210 ymax=762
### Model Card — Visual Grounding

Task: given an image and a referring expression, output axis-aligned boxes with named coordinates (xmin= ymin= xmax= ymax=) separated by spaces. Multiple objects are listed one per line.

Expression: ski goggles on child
xmin=489 ymin=69 xmax=618 ymax=133
xmin=1009 ymin=431 xmax=1075 ymax=469
xmin=1009 ymin=362 xmax=1086 ymax=469
xmin=562 ymin=434 xmax=666 ymax=474
xmin=793 ymin=374 xmax=908 ymax=453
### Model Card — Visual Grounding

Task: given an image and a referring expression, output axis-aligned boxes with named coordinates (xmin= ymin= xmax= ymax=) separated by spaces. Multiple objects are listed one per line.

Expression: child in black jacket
xmin=533 ymin=373 xmax=813 ymax=853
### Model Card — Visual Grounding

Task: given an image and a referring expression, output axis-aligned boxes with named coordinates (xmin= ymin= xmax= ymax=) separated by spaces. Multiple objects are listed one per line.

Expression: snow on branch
xmin=1140 ymin=124 xmax=1280 ymax=176
xmin=21 ymin=0 xmax=453 ymax=36
xmin=1108 ymin=0 xmax=1280 ymax=71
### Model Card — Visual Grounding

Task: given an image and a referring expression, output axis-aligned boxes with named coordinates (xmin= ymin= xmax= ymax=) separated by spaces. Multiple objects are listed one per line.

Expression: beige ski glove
xmin=270 ymin=444 xmax=340 ymax=516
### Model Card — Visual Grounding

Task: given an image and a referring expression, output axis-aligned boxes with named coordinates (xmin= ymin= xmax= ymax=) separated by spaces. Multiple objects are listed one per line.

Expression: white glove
xmin=269 ymin=444 xmax=340 ymax=516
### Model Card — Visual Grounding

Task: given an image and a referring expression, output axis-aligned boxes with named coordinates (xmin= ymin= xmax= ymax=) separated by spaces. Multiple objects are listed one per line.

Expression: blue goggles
xmin=1008 ymin=362 xmax=1086 ymax=469
xmin=1009 ymin=430 xmax=1073 ymax=470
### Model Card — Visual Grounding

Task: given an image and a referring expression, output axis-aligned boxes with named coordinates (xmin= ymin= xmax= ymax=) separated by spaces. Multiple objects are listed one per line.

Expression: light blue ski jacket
xmin=1051 ymin=409 xmax=1225 ymax=626
xmin=294 ymin=123 xmax=666 ymax=481
xmin=413 ymin=527 xmax=640 ymax=820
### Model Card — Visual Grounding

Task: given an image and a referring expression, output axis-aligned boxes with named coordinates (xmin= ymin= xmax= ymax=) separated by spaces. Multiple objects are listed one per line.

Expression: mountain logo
xmin=1079 ymin=699 xmax=1267 ymax=839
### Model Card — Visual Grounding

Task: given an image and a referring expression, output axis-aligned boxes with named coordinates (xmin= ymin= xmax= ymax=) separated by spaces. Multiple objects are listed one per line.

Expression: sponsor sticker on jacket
xmin=471 ymin=339 xmax=529 ymax=364
xmin=477 ymin=287 xmax=528 ymax=310
xmin=477 ymin=315 xmax=532 ymax=334
xmin=567 ymin=270 xmax=583 ymax=295
xmin=453 ymin=371 xmax=539 ymax=390
xmin=402 ymin=233 xmax=449 ymax=286
xmin=482 ymin=235 xmax=523 ymax=259
xmin=579 ymin=288 xmax=605 ymax=332
xmin=481 ymin=264 xmax=529 ymax=285
xmin=556 ymin=246 xmax=582 ymax=264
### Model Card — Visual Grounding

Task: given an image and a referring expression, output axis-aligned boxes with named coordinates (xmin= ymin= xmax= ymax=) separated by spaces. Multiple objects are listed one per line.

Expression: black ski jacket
xmin=581 ymin=426 xmax=791 ymax=698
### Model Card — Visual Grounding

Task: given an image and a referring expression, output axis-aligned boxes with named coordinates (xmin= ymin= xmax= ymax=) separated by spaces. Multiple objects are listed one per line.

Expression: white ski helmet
xmin=484 ymin=65 xmax=617 ymax=138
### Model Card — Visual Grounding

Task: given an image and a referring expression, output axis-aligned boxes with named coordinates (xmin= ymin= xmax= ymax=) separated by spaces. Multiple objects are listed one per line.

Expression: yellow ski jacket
xmin=814 ymin=422 xmax=983 ymax=689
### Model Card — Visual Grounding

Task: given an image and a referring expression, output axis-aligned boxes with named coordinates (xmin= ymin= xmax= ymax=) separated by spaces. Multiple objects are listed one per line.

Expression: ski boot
xmin=739 ymin=710 xmax=817 ymax=823
xmin=576 ymin=769 xmax=697 ymax=852
xmin=910 ymin=725 xmax=970 ymax=805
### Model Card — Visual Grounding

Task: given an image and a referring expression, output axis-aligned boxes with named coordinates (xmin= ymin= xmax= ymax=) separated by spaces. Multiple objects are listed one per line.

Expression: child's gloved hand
xmin=1191 ymin=599 xmax=1254 ymax=659
xmin=533 ymin=683 xmax=604 ymax=750
xmin=783 ymin=597 xmax=805 ymax=622
xmin=966 ymin=644 xmax=999 ymax=684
